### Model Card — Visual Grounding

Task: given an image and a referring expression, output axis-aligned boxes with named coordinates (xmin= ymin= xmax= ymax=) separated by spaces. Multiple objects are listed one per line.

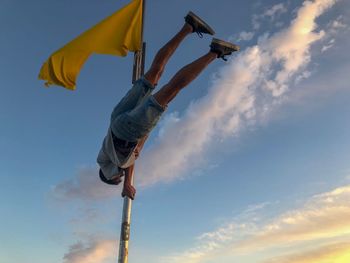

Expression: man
xmin=97 ymin=11 xmax=239 ymax=200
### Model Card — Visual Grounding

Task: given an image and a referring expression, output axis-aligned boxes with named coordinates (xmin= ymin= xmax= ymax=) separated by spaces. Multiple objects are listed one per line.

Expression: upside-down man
xmin=97 ymin=11 xmax=239 ymax=199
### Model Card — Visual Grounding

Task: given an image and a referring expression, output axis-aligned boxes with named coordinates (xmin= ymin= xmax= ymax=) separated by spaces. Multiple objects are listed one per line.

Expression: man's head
xmin=99 ymin=169 xmax=122 ymax=185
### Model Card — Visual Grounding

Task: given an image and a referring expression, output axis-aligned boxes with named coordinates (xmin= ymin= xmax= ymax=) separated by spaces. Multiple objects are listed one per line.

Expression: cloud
xmin=52 ymin=167 xmax=120 ymax=201
xmin=63 ymin=238 xmax=116 ymax=263
xmin=252 ymin=3 xmax=288 ymax=30
xmin=331 ymin=15 xmax=347 ymax=30
xmin=264 ymin=242 xmax=350 ymax=263
xmin=53 ymin=0 xmax=341 ymax=200
xmin=319 ymin=15 xmax=348 ymax=52
xmin=236 ymin=185 xmax=350 ymax=251
xmin=136 ymin=0 xmax=338 ymax=187
xmin=321 ymin=38 xmax=335 ymax=52
xmin=236 ymin=31 xmax=255 ymax=42
xmin=263 ymin=3 xmax=287 ymax=18
xmin=162 ymin=185 xmax=350 ymax=263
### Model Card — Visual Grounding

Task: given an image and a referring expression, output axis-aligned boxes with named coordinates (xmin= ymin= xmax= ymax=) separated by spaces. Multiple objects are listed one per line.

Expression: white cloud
xmin=237 ymin=31 xmax=255 ymax=42
xmin=319 ymin=15 xmax=349 ymax=53
xmin=321 ymin=38 xmax=335 ymax=52
xmin=252 ymin=14 xmax=261 ymax=30
xmin=295 ymin=70 xmax=312 ymax=84
xmin=252 ymin=3 xmax=288 ymax=30
xmin=52 ymin=167 xmax=119 ymax=201
xmin=136 ymin=0 xmax=338 ymax=188
xmin=52 ymin=0 xmax=341 ymax=200
xmin=63 ymin=238 xmax=116 ymax=263
xmin=331 ymin=16 xmax=347 ymax=30
xmin=263 ymin=3 xmax=287 ymax=19
xmin=162 ymin=185 xmax=350 ymax=263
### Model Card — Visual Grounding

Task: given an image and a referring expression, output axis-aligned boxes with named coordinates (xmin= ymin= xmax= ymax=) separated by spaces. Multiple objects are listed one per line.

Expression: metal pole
xmin=118 ymin=183 xmax=133 ymax=263
xmin=118 ymin=0 xmax=146 ymax=262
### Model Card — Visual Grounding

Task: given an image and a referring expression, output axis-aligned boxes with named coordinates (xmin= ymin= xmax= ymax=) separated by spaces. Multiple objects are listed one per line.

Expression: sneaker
xmin=210 ymin=38 xmax=240 ymax=61
xmin=185 ymin=11 xmax=215 ymax=37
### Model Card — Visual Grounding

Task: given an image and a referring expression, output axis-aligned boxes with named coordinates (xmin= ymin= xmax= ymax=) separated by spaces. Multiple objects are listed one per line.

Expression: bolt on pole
xmin=118 ymin=177 xmax=134 ymax=263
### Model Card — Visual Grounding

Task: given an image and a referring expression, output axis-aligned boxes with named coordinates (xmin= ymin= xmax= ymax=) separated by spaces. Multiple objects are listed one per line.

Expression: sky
xmin=1 ymin=0 xmax=350 ymax=262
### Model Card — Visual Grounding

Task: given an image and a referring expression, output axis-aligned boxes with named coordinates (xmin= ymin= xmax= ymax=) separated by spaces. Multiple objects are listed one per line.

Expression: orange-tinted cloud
xmin=165 ymin=185 xmax=350 ymax=263
xmin=63 ymin=239 xmax=116 ymax=263
xmin=264 ymin=242 xmax=350 ymax=263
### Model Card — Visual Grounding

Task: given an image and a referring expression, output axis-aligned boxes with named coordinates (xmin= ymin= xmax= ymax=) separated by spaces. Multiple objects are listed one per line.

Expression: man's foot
xmin=210 ymin=38 xmax=240 ymax=61
xmin=185 ymin=11 xmax=215 ymax=37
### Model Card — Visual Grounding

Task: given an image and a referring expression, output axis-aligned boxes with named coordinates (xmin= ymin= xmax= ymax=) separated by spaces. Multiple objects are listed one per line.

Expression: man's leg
xmin=110 ymin=24 xmax=188 ymax=121
xmin=144 ymin=11 xmax=215 ymax=87
xmin=153 ymin=52 xmax=217 ymax=107
xmin=153 ymin=38 xmax=240 ymax=107
xmin=144 ymin=24 xmax=192 ymax=86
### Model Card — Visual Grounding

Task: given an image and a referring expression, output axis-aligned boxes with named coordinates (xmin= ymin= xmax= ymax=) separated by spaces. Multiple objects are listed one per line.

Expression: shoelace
xmin=220 ymin=51 xmax=233 ymax=61
xmin=196 ymin=31 xmax=204 ymax=38
xmin=185 ymin=15 xmax=204 ymax=38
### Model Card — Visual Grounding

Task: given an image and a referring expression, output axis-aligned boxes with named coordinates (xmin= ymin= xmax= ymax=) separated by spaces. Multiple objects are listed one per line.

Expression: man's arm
xmin=122 ymin=164 xmax=136 ymax=200
xmin=121 ymin=135 xmax=149 ymax=199
xmin=133 ymin=134 xmax=149 ymax=159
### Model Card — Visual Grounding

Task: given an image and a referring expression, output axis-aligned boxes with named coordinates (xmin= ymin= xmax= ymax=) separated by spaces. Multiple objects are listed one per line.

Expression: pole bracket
xmin=121 ymin=222 xmax=130 ymax=241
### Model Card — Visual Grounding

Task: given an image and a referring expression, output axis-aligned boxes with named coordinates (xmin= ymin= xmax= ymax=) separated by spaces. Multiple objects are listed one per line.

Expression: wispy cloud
xmin=136 ymin=0 xmax=338 ymax=187
xmin=162 ymin=185 xmax=350 ymax=263
xmin=63 ymin=238 xmax=116 ymax=263
xmin=52 ymin=0 xmax=342 ymax=201
xmin=331 ymin=15 xmax=347 ymax=30
xmin=264 ymin=242 xmax=350 ymax=263
xmin=263 ymin=3 xmax=288 ymax=19
xmin=236 ymin=31 xmax=255 ymax=42
xmin=52 ymin=167 xmax=119 ymax=201
xmin=252 ymin=3 xmax=288 ymax=30
xmin=235 ymin=186 xmax=350 ymax=252
xmin=320 ymin=15 xmax=348 ymax=52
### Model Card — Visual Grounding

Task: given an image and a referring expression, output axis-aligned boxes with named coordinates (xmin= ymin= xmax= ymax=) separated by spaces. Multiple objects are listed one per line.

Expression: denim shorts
xmin=110 ymin=77 xmax=166 ymax=142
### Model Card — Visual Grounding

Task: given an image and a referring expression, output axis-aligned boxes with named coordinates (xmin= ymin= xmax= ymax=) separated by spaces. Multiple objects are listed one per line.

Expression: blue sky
xmin=1 ymin=0 xmax=350 ymax=262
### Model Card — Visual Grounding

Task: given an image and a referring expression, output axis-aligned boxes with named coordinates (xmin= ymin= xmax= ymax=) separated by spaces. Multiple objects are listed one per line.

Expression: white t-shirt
xmin=97 ymin=128 xmax=136 ymax=179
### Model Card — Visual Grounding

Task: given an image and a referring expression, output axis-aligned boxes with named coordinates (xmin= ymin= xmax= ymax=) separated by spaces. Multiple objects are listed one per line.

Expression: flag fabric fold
xmin=39 ymin=0 xmax=143 ymax=90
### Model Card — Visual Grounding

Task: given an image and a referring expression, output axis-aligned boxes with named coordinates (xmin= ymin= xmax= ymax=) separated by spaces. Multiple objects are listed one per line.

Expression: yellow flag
xmin=39 ymin=0 xmax=143 ymax=90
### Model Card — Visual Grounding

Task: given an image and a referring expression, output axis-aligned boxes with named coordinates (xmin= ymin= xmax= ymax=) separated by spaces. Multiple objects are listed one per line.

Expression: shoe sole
xmin=212 ymin=38 xmax=240 ymax=51
xmin=187 ymin=11 xmax=215 ymax=35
